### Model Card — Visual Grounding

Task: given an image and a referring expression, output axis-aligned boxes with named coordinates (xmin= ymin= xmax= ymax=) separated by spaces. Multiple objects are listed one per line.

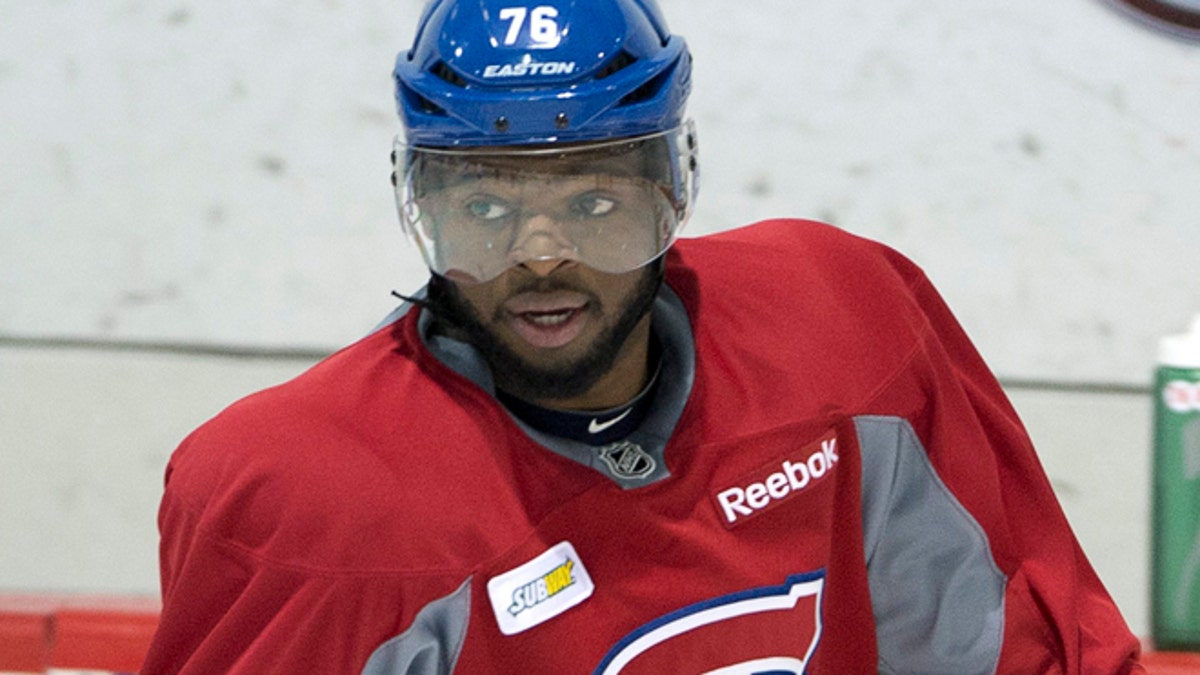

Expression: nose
xmin=520 ymin=258 xmax=571 ymax=277
xmin=506 ymin=212 xmax=579 ymax=273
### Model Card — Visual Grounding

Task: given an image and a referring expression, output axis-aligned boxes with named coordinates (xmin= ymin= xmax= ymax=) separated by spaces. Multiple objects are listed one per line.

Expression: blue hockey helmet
xmin=394 ymin=0 xmax=692 ymax=147
xmin=392 ymin=0 xmax=698 ymax=283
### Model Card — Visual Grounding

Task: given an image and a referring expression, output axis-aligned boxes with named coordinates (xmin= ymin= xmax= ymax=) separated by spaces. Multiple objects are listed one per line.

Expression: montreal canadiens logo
xmin=593 ymin=573 xmax=825 ymax=675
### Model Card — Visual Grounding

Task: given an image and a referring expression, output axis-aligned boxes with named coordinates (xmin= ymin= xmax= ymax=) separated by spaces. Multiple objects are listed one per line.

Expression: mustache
xmin=493 ymin=271 xmax=604 ymax=324
xmin=503 ymin=269 xmax=601 ymax=300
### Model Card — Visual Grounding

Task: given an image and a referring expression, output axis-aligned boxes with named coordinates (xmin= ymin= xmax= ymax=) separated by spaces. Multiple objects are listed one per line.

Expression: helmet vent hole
xmin=594 ymin=50 xmax=638 ymax=80
xmin=618 ymin=64 xmax=672 ymax=107
xmin=430 ymin=61 xmax=468 ymax=88
xmin=399 ymin=83 xmax=448 ymax=116
xmin=420 ymin=97 xmax=447 ymax=115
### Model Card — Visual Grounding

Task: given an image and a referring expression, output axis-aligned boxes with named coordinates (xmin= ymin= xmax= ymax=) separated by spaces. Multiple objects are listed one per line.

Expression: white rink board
xmin=1 ymin=0 xmax=1198 ymax=384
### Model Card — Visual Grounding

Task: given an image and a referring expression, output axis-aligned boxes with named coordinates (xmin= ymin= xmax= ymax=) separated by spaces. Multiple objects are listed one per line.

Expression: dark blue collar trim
xmin=496 ymin=349 xmax=662 ymax=446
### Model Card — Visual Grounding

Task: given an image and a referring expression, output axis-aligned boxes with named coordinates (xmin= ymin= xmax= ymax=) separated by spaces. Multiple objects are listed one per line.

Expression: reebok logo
xmin=712 ymin=433 xmax=839 ymax=527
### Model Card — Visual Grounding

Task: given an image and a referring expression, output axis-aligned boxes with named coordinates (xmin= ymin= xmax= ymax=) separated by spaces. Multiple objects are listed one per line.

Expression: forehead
xmin=413 ymin=136 xmax=663 ymax=180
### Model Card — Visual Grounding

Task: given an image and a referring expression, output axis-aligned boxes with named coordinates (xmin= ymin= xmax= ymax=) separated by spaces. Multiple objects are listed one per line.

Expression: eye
xmin=572 ymin=192 xmax=617 ymax=217
xmin=464 ymin=195 xmax=512 ymax=221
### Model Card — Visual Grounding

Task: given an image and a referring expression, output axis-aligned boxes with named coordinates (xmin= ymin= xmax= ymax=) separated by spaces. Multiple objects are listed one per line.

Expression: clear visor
xmin=394 ymin=121 xmax=698 ymax=283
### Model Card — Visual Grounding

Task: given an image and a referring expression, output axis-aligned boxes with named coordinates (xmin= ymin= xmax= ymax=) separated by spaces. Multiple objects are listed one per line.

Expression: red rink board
xmin=0 ymin=595 xmax=58 ymax=672
xmin=0 ymin=595 xmax=159 ymax=673
xmin=1141 ymin=648 xmax=1200 ymax=674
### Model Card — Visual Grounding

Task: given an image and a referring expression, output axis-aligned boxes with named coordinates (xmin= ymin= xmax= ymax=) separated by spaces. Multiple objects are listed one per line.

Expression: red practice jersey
xmin=145 ymin=220 xmax=1143 ymax=674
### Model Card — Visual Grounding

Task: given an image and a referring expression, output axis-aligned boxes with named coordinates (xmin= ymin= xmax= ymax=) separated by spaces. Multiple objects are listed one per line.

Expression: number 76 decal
xmin=498 ymin=5 xmax=562 ymax=48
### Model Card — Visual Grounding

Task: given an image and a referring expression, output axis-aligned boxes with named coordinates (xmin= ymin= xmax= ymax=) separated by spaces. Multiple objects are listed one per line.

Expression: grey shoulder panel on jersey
xmin=361 ymin=578 xmax=471 ymax=675
xmin=855 ymin=415 xmax=1006 ymax=675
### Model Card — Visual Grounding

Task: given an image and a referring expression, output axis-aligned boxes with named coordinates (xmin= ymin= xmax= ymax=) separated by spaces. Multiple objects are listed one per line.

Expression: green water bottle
xmin=1152 ymin=314 xmax=1200 ymax=650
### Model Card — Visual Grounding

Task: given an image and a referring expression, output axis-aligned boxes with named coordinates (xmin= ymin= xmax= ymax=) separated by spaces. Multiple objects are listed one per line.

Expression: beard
xmin=424 ymin=262 xmax=663 ymax=403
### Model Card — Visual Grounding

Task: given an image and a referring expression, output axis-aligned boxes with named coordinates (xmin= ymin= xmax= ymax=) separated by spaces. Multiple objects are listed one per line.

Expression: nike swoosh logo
xmin=588 ymin=408 xmax=633 ymax=434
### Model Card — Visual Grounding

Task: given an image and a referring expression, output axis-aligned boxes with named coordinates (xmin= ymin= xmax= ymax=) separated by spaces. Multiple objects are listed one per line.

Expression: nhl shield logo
xmin=597 ymin=441 xmax=656 ymax=479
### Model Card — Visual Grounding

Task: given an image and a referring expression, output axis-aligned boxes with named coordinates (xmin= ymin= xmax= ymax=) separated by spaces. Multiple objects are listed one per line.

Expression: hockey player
xmin=144 ymin=0 xmax=1144 ymax=672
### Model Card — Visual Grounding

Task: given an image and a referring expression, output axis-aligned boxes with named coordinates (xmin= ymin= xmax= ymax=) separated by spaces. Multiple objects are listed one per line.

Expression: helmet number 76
xmin=498 ymin=6 xmax=561 ymax=48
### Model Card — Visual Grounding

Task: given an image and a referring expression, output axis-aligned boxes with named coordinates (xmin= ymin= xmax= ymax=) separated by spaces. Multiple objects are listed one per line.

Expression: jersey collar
xmin=413 ymin=284 xmax=696 ymax=488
